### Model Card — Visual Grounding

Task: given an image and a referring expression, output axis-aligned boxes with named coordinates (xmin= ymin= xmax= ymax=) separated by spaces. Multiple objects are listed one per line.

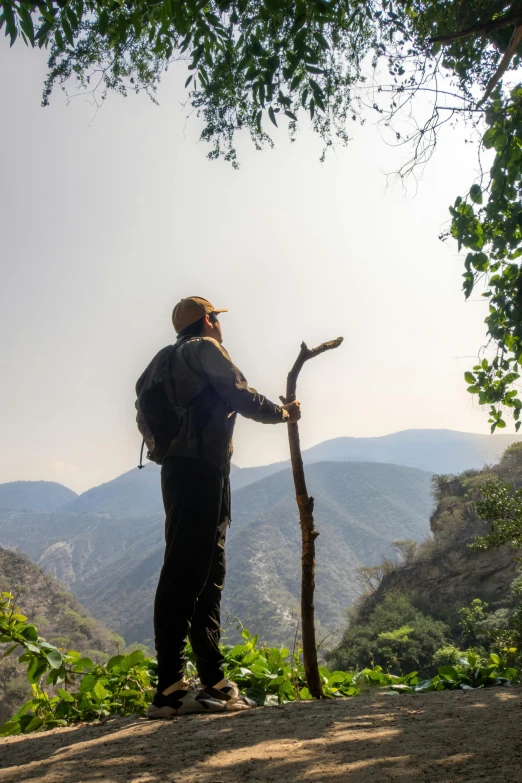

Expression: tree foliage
xmin=451 ymin=90 xmax=522 ymax=431
xmin=0 ymin=2 xmax=520 ymax=161
xmin=471 ymin=476 xmax=522 ymax=549
xmin=327 ymin=592 xmax=449 ymax=675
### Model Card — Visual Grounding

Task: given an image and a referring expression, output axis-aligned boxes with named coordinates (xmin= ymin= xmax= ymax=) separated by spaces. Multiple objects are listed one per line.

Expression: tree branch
xmin=479 ymin=24 xmax=522 ymax=104
xmin=430 ymin=11 xmax=522 ymax=45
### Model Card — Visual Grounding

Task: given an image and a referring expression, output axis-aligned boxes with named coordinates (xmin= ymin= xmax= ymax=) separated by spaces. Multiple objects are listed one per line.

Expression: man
xmin=146 ymin=296 xmax=301 ymax=718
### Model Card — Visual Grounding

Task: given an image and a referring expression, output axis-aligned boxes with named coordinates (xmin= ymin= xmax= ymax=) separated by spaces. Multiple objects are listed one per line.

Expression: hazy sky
xmin=0 ymin=41 xmax=508 ymax=493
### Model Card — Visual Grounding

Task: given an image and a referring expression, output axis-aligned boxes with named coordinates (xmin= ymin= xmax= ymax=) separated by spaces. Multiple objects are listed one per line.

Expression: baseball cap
xmin=172 ymin=296 xmax=228 ymax=333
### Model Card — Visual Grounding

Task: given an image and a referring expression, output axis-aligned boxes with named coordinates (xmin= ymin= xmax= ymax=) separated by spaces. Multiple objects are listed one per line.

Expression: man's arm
xmin=197 ymin=338 xmax=299 ymax=424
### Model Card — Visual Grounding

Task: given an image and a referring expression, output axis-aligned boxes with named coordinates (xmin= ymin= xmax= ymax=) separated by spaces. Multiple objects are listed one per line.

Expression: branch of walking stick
xmin=280 ymin=336 xmax=344 ymax=699
xmin=280 ymin=338 xmax=344 ymax=407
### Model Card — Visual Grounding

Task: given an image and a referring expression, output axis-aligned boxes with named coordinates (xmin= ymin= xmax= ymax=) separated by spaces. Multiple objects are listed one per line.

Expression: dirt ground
xmin=1 ymin=688 xmax=522 ymax=783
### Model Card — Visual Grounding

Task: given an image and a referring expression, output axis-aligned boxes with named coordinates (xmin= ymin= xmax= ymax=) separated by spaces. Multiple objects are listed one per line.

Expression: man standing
xmin=145 ymin=296 xmax=301 ymax=717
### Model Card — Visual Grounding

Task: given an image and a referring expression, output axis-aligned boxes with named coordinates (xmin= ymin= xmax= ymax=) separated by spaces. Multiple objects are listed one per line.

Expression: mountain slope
xmin=0 ymin=481 xmax=77 ymax=512
xmin=231 ymin=429 xmax=522 ymax=491
xmin=60 ymin=464 xmax=161 ymax=518
xmin=334 ymin=443 xmax=522 ymax=647
xmin=0 ymin=548 xmax=122 ymax=725
xmin=73 ymin=461 xmax=433 ymax=646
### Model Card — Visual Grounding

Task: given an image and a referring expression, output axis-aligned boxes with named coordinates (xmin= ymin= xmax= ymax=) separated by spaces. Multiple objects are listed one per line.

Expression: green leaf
xmin=471 ymin=252 xmax=488 ymax=272
xmin=21 ymin=625 xmax=38 ymax=642
xmin=464 ymin=372 xmax=475 ymax=384
xmin=44 ymin=648 xmax=63 ymax=669
xmin=1 ymin=644 xmax=19 ymax=659
xmin=469 ymin=184 xmax=483 ymax=204
xmin=268 ymin=106 xmax=278 ymax=127
xmin=285 ymin=111 xmax=298 ymax=122
xmin=18 ymin=6 xmax=35 ymax=46
xmin=27 ymin=661 xmax=48 ymax=684
xmin=98 ymin=9 xmax=109 ymax=35
xmin=126 ymin=649 xmax=145 ymax=667
xmin=61 ymin=15 xmax=74 ymax=45
xmin=57 ymin=688 xmax=75 ymax=703
xmin=308 ymin=78 xmax=324 ymax=98
xmin=73 ymin=657 xmax=94 ymax=672
xmin=79 ymin=674 xmax=97 ymax=692
xmin=438 ymin=666 xmax=459 ymax=681
xmin=0 ymin=721 xmax=21 ymax=737
xmin=23 ymin=716 xmax=43 ymax=733
xmin=185 ymin=75 xmax=193 ymax=88
xmin=313 ymin=31 xmax=329 ymax=49
xmin=93 ymin=681 xmax=109 ymax=701
xmin=106 ymin=655 xmax=125 ymax=671
xmin=483 ymin=127 xmax=496 ymax=149
xmin=3 ymin=1 xmax=17 ymax=46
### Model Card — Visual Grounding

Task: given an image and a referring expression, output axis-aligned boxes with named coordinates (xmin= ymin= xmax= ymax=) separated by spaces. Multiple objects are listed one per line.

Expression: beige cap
xmin=172 ymin=296 xmax=228 ymax=333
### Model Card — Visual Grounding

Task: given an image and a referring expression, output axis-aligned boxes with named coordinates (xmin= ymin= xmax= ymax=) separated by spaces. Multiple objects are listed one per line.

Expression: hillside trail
xmin=1 ymin=688 xmax=521 ymax=783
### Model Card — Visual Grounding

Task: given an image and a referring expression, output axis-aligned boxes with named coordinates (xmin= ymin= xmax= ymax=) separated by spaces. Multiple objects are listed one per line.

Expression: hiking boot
xmin=146 ymin=681 xmax=226 ymax=719
xmin=202 ymin=678 xmax=257 ymax=711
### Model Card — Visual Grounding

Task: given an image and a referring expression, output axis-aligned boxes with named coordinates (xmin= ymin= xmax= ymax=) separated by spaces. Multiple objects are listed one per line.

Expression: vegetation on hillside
xmin=329 ymin=442 xmax=522 ymax=675
xmin=0 ymin=548 xmax=124 ymax=724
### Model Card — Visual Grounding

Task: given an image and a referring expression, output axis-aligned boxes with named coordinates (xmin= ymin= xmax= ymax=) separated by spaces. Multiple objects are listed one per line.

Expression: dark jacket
xmin=165 ymin=336 xmax=285 ymax=472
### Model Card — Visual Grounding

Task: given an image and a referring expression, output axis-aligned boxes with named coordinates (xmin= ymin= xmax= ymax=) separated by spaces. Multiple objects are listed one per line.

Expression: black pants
xmin=154 ymin=457 xmax=229 ymax=691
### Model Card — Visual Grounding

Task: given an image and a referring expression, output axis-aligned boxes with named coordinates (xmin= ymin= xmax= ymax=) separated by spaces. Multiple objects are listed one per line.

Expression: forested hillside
xmin=0 ymin=548 xmax=122 ymax=725
xmin=329 ymin=443 xmax=522 ymax=673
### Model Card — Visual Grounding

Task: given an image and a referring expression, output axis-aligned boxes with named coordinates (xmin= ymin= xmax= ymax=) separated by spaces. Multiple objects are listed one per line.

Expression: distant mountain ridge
xmin=0 ymin=481 xmax=77 ymax=512
xmin=1 ymin=430 xmax=518 ymax=516
xmin=231 ymin=429 xmax=522 ymax=490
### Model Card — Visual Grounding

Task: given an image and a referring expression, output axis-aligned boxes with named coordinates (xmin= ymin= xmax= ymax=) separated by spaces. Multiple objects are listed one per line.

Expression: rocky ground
xmin=1 ymin=688 xmax=521 ymax=783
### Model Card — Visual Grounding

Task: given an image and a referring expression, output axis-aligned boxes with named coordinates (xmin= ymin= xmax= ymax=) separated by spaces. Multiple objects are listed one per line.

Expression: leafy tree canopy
xmin=0 ymin=1 xmax=520 ymax=162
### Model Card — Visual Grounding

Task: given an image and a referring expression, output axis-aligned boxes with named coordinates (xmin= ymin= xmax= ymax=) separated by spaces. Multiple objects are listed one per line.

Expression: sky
xmin=0 ymin=40 xmax=509 ymax=493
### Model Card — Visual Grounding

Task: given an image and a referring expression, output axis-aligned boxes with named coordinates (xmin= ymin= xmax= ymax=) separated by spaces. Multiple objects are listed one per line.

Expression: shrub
xmin=327 ymin=592 xmax=449 ymax=675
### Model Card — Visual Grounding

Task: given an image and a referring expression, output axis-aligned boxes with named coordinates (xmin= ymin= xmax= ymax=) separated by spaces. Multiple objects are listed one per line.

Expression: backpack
xmin=135 ymin=342 xmax=186 ymax=468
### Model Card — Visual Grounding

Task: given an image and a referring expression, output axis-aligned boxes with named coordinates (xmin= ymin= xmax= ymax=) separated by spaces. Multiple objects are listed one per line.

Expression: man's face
xmin=204 ymin=313 xmax=223 ymax=344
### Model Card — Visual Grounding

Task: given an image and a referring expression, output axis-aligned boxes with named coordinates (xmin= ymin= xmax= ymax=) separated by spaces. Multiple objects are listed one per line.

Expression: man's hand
xmin=282 ymin=400 xmax=301 ymax=424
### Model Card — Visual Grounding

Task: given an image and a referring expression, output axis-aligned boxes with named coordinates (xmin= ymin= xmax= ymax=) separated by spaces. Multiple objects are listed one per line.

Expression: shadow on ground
xmin=1 ymin=688 xmax=521 ymax=783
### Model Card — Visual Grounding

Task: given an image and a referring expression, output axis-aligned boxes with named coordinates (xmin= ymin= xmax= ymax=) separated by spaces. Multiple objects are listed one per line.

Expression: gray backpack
xmin=135 ymin=342 xmax=186 ymax=467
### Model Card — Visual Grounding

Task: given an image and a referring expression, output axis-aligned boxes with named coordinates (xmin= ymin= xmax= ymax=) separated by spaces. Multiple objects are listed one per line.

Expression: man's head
xmin=172 ymin=296 xmax=227 ymax=344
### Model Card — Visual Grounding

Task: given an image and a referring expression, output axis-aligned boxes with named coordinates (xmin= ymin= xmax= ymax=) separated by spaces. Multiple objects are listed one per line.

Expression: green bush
xmin=327 ymin=592 xmax=449 ymax=675
xmin=432 ymin=646 xmax=467 ymax=668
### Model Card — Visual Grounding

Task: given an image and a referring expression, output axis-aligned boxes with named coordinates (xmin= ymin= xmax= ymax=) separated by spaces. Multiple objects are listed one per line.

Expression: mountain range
xmin=1 ymin=428 xmax=519 ymax=648
xmin=230 ymin=429 xmax=522 ymax=490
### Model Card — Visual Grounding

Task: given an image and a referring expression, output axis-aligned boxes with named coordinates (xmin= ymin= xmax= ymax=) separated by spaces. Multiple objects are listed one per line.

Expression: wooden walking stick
xmin=281 ymin=337 xmax=344 ymax=699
